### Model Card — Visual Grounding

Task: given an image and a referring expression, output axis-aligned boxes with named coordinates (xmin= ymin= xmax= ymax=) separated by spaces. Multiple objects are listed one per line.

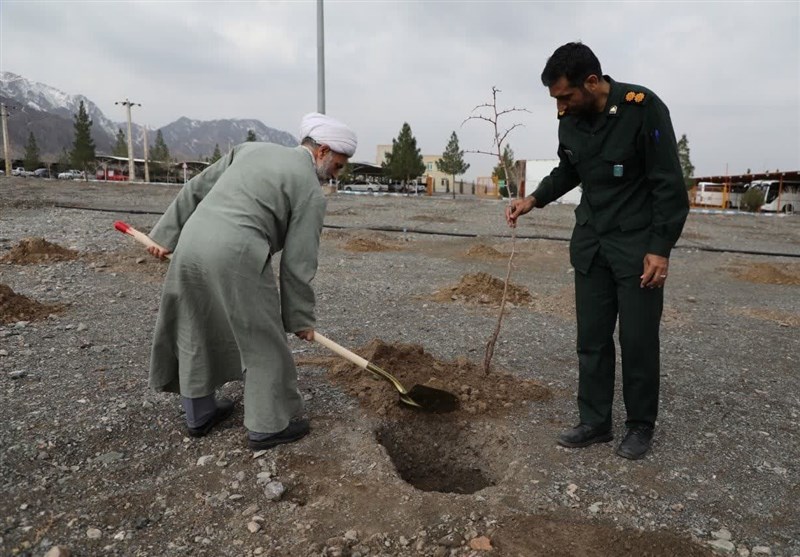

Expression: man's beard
xmin=315 ymin=152 xmax=336 ymax=182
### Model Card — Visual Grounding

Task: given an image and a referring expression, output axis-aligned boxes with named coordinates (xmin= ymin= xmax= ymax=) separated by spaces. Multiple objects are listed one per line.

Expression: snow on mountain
xmin=0 ymin=71 xmax=297 ymax=162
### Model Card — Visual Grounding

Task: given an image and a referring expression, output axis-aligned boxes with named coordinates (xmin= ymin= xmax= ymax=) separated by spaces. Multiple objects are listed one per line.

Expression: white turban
xmin=300 ymin=112 xmax=357 ymax=157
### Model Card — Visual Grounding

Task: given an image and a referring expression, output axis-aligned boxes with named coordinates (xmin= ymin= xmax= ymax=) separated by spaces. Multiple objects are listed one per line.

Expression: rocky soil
xmin=1 ymin=177 xmax=798 ymax=557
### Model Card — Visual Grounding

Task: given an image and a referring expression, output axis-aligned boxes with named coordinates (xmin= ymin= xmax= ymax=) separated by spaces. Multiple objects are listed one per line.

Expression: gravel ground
xmin=1 ymin=177 xmax=798 ymax=557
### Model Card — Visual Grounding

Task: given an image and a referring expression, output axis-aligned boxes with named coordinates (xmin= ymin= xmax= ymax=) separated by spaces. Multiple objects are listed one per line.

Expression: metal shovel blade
xmin=404 ymin=384 xmax=460 ymax=413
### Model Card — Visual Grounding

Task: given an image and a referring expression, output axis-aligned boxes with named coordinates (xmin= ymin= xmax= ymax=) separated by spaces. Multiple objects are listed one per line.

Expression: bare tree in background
xmin=463 ymin=86 xmax=530 ymax=374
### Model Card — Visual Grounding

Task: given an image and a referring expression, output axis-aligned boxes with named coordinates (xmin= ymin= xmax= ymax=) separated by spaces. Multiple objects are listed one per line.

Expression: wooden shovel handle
xmin=313 ymin=332 xmax=369 ymax=369
xmin=114 ymin=221 xmax=172 ymax=260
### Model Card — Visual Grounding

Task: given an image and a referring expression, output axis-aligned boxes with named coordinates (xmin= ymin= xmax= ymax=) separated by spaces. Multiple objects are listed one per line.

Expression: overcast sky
xmin=2 ymin=1 xmax=798 ymax=179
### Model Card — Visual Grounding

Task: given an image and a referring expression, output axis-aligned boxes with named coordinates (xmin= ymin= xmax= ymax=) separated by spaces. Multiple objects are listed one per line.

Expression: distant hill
xmin=0 ymin=71 xmax=297 ymax=162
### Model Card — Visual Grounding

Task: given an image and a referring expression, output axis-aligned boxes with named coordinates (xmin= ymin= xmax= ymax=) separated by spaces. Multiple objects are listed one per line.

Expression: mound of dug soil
xmin=306 ymin=339 xmax=551 ymax=417
xmin=730 ymin=262 xmax=800 ymax=286
xmin=432 ymin=272 xmax=533 ymax=306
xmin=0 ymin=237 xmax=79 ymax=264
xmin=466 ymin=243 xmax=505 ymax=258
xmin=0 ymin=284 xmax=64 ymax=324
xmin=342 ymin=236 xmax=400 ymax=252
xmin=408 ymin=214 xmax=458 ymax=223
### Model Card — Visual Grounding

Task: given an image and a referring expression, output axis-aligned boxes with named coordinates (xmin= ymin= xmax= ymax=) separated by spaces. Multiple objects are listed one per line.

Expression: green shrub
xmin=740 ymin=187 xmax=765 ymax=212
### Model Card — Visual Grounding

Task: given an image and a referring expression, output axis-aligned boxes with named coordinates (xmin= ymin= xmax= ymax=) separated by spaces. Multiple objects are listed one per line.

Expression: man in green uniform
xmin=506 ymin=43 xmax=688 ymax=459
xmin=145 ymin=113 xmax=356 ymax=451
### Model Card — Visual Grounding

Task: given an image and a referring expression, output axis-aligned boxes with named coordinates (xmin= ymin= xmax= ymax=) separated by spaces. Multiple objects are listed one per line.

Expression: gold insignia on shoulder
xmin=609 ymin=105 xmax=618 ymax=115
xmin=634 ymin=92 xmax=645 ymax=103
xmin=625 ymin=91 xmax=636 ymax=102
xmin=558 ymin=110 xmax=565 ymax=119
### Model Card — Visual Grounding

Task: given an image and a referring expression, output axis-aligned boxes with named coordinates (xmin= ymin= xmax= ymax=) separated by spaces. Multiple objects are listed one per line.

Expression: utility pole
xmin=142 ymin=126 xmax=150 ymax=183
xmin=1 ymin=103 xmax=11 ymax=176
xmin=316 ymin=0 xmax=326 ymax=114
xmin=115 ymin=98 xmax=141 ymax=182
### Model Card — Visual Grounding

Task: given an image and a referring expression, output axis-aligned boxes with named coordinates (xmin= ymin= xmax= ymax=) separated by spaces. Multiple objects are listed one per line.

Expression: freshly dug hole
xmin=376 ymin=419 xmax=503 ymax=494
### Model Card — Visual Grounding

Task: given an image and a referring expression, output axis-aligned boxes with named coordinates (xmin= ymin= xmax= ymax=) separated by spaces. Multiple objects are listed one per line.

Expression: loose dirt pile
xmin=342 ymin=234 xmax=401 ymax=252
xmin=731 ymin=307 xmax=800 ymax=328
xmin=88 ymin=248 xmax=169 ymax=282
xmin=729 ymin=262 xmax=800 ymax=285
xmin=465 ymin=243 xmax=505 ymax=258
xmin=431 ymin=272 xmax=533 ymax=306
xmin=0 ymin=237 xmax=79 ymax=264
xmin=0 ymin=283 xmax=64 ymax=324
xmin=302 ymin=339 xmax=551 ymax=417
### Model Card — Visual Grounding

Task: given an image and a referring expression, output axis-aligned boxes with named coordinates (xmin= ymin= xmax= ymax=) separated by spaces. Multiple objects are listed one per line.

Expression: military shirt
xmin=532 ymin=76 xmax=689 ymax=276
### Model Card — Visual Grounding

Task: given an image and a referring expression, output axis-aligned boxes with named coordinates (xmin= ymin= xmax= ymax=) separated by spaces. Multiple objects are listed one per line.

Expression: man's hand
xmin=640 ymin=253 xmax=669 ymax=288
xmin=505 ymin=196 xmax=536 ymax=227
xmin=295 ymin=329 xmax=315 ymax=341
xmin=146 ymin=244 xmax=172 ymax=260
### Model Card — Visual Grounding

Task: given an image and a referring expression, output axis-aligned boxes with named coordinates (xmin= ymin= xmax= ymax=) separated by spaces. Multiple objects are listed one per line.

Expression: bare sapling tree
xmin=463 ymin=86 xmax=530 ymax=374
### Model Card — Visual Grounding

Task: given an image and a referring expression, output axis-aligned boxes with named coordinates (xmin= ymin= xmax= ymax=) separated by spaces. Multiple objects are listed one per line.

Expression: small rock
xmin=737 ymin=548 xmax=751 ymax=557
xmin=247 ymin=521 xmax=261 ymax=533
xmin=436 ymin=533 xmax=461 ymax=548
xmin=708 ymin=539 xmax=736 ymax=554
xmin=76 ymin=323 xmax=87 ymax=332
xmin=240 ymin=504 xmax=259 ymax=516
xmin=712 ymin=529 xmax=732 ymax=541
xmin=751 ymin=547 xmax=771 ymax=556
xmin=344 ymin=530 xmax=359 ymax=542
xmin=469 ymin=536 xmax=492 ymax=551
xmin=9 ymin=370 xmax=26 ymax=379
xmin=687 ymin=296 xmax=697 ymax=303
xmin=196 ymin=455 xmax=215 ymax=466
xmin=588 ymin=502 xmax=602 ymax=513
xmin=136 ymin=257 xmax=146 ymax=264
xmin=45 ymin=547 xmax=71 ymax=557
xmin=95 ymin=451 xmax=124 ymax=465
xmin=263 ymin=481 xmax=285 ymax=502
xmin=0 ymin=349 xmax=8 ymax=356
xmin=113 ymin=531 xmax=126 ymax=540
xmin=252 ymin=450 xmax=268 ymax=459
xmin=86 ymin=528 xmax=102 ymax=539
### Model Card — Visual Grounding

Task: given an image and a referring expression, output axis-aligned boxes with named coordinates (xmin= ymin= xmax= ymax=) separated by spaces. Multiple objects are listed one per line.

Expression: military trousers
xmin=574 ymin=247 xmax=663 ymax=429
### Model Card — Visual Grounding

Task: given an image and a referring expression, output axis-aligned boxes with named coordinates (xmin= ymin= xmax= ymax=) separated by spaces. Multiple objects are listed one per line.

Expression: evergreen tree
xmin=435 ymin=131 xmax=470 ymax=198
xmin=70 ymin=100 xmax=96 ymax=176
xmin=677 ymin=134 xmax=695 ymax=189
xmin=246 ymin=129 xmax=257 ymax=142
xmin=150 ymin=130 xmax=171 ymax=177
xmin=113 ymin=128 xmax=128 ymax=157
xmin=210 ymin=143 xmax=222 ymax=163
xmin=23 ymin=132 xmax=40 ymax=170
xmin=382 ymin=122 xmax=425 ymax=189
xmin=492 ymin=144 xmax=515 ymax=183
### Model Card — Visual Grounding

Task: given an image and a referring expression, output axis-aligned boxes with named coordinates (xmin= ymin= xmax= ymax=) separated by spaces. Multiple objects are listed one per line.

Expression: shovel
xmin=313 ymin=332 xmax=459 ymax=413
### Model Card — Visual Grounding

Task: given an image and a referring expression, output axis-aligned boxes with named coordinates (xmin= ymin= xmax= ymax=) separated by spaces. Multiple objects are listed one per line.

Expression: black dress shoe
xmin=616 ymin=426 xmax=654 ymax=460
xmin=187 ymin=398 xmax=235 ymax=438
xmin=248 ymin=418 xmax=311 ymax=451
xmin=557 ymin=423 xmax=613 ymax=448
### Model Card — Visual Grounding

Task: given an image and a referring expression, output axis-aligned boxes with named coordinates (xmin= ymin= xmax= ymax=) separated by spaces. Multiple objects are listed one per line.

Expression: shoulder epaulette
xmin=557 ymin=110 xmax=565 ymax=120
xmin=623 ymin=90 xmax=648 ymax=105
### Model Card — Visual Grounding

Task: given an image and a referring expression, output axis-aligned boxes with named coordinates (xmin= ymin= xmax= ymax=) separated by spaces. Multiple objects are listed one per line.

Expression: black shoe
xmin=248 ymin=418 xmax=311 ymax=451
xmin=557 ymin=423 xmax=613 ymax=448
xmin=616 ymin=426 xmax=654 ymax=460
xmin=187 ymin=398 xmax=235 ymax=438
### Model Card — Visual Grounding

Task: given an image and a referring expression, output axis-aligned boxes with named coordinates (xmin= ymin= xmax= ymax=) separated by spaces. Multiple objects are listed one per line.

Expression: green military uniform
xmin=532 ymin=76 xmax=689 ymax=429
xmin=148 ymin=142 xmax=326 ymax=435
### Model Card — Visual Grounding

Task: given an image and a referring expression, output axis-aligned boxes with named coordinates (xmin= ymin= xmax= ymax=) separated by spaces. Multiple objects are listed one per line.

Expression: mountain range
xmin=0 ymin=72 xmax=298 ymax=162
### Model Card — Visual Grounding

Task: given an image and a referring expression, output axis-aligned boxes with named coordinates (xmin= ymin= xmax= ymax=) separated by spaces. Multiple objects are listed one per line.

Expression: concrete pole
xmin=142 ymin=127 xmax=150 ymax=183
xmin=316 ymin=0 xmax=326 ymax=114
xmin=1 ymin=103 xmax=11 ymax=176
xmin=125 ymin=102 xmax=135 ymax=182
xmin=116 ymin=98 xmax=141 ymax=182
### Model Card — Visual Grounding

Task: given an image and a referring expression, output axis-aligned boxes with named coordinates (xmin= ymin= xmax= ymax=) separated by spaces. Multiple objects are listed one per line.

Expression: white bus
xmin=748 ymin=180 xmax=800 ymax=213
xmin=693 ymin=182 xmax=747 ymax=209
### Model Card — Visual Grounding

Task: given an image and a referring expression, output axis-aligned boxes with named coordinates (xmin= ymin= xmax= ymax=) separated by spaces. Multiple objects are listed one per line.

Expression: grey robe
xmin=148 ymin=143 xmax=326 ymax=434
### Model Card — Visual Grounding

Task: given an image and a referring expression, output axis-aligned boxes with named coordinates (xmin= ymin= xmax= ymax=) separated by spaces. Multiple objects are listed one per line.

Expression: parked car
xmin=12 ymin=167 xmax=26 ymax=176
xmin=33 ymin=168 xmax=51 ymax=178
xmin=341 ymin=182 xmax=386 ymax=193
xmin=58 ymin=169 xmax=84 ymax=180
